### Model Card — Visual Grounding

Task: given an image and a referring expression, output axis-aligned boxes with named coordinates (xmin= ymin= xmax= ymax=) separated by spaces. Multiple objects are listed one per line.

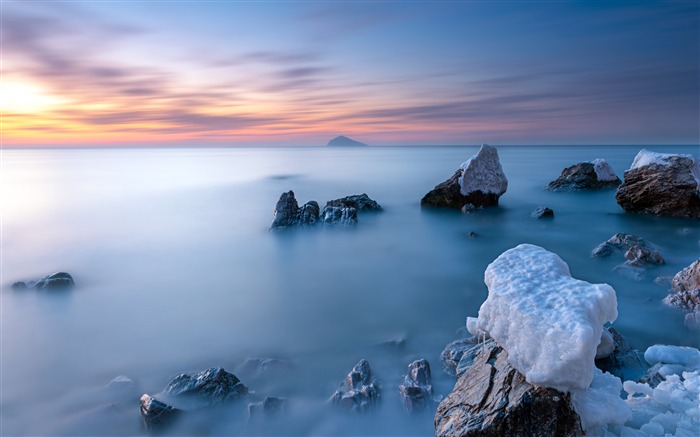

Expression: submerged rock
xmin=325 ymin=193 xmax=381 ymax=211
xmin=35 ymin=272 xmax=75 ymax=289
xmin=435 ymin=340 xmax=583 ymax=437
xmin=440 ymin=337 xmax=479 ymax=376
xmin=546 ymin=159 xmax=620 ymax=191
xmin=663 ymin=259 xmax=700 ymax=329
xmin=592 ymin=233 xmax=664 ymax=268
xmin=399 ymin=359 xmax=434 ymax=414
xmin=531 ymin=206 xmax=554 ymax=219
xmin=320 ymin=206 xmax=357 ymax=226
xmin=421 ymin=144 xmax=508 ymax=209
xmin=330 ymin=359 xmax=380 ymax=412
xmin=164 ymin=367 xmax=247 ymax=404
xmin=248 ymin=397 xmax=286 ymax=420
xmin=238 ymin=357 xmax=291 ymax=375
xmin=594 ymin=327 xmax=647 ymax=381
xmin=615 ymin=149 xmax=700 ymax=219
xmin=139 ymin=394 xmax=179 ymax=430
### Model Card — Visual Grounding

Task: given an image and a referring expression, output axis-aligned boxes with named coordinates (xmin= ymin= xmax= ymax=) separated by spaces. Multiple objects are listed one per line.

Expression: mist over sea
xmin=2 ymin=145 xmax=698 ymax=436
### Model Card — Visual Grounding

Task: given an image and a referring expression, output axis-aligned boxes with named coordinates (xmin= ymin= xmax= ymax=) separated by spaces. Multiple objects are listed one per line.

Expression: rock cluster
xmin=11 ymin=272 xmax=75 ymax=290
xmin=164 ymin=367 xmax=248 ymax=405
xmin=592 ymin=233 xmax=665 ymax=267
xmin=330 ymin=359 xmax=381 ymax=412
xmin=270 ymin=191 xmax=380 ymax=229
xmin=546 ymin=159 xmax=620 ymax=191
xmin=615 ymin=150 xmax=700 ymax=219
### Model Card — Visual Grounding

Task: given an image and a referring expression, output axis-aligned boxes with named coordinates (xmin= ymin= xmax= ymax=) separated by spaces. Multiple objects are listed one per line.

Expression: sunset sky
xmin=3 ymin=1 xmax=699 ymax=147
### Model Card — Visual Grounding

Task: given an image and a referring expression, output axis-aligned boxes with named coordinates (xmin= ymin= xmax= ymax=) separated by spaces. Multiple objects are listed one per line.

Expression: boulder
xmin=592 ymin=233 xmax=664 ymax=267
xmin=270 ymin=191 xmax=301 ymax=229
xmin=399 ymin=359 xmax=434 ymax=414
xmin=248 ymin=397 xmax=286 ymax=420
xmin=615 ymin=149 xmax=700 ymax=218
xmin=330 ymin=359 xmax=380 ymax=412
xmin=545 ymin=159 xmax=620 ymax=191
xmin=139 ymin=394 xmax=179 ymax=430
xmin=325 ymin=193 xmax=382 ymax=211
xmin=164 ymin=367 xmax=247 ymax=405
xmin=35 ymin=272 xmax=74 ymax=289
xmin=320 ymin=206 xmax=357 ymax=226
xmin=440 ymin=337 xmax=479 ymax=376
xmin=531 ymin=206 xmax=554 ymax=219
xmin=421 ymin=144 xmax=508 ymax=209
xmin=663 ymin=259 xmax=700 ymax=329
xmin=434 ymin=340 xmax=583 ymax=437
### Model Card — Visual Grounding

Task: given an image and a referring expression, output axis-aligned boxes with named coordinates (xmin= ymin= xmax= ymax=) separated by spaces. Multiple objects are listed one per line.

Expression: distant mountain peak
xmin=327 ymin=135 xmax=368 ymax=147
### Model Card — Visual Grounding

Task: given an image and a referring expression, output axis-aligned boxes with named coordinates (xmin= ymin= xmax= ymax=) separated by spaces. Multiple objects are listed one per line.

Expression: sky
xmin=2 ymin=0 xmax=699 ymax=147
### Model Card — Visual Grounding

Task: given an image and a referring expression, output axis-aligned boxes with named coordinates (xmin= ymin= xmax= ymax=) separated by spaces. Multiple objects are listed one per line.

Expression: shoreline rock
xmin=399 ymin=359 xmax=433 ymax=414
xmin=330 ymin=359 xmax=380 ymax=412
xmin=139 ymin=394 xmax=179 ymax=430
xmin=663 ymin=259 xmax=700 ymax=330
xmin=164 ymin=367 xmax=247 ymax=405
xmin=546 ymin=159 xmax=621 ymax=191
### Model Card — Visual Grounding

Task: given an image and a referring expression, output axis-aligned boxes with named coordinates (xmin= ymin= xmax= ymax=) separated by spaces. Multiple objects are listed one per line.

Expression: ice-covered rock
xmin=664 ymin=260 xmax=700 ymax=329
xmin=546 ymin=160 xmax=621 ymax=191
xmin=594 ymin=327 xmax=647 ymax=382
xmin=571 ymin=368 xmax=631 ymax=431
xmin=531 ymin=206 xmax=555 ymax=219
xmin=615 ymin=149 xmax=700 ymax=219
xmin=644 ymin=345 xmax=700 ymax=368
xmin=399 ymin=359 xmax=434 ymax=414
xmin=466 ymin=244 xmax=618 ymax=392
xmin=164 ymin=367 xmax=247 ymax=405
xmin=139 ymin=394 xmax=179 ymax=430
xmin=320 ymin=206 xmax=358 ymax=225
xmin=440 ymin=336 xmax=479 ymax=376
xmin=325 ymin=193 xmax=382 ymax=211
xmin=330 ymin=359 xmax=380 ymax=412
xmin=421 ymin=144 xmax=508 ymax=208
xmin=435 ymin=339 xmax=583 ymax=437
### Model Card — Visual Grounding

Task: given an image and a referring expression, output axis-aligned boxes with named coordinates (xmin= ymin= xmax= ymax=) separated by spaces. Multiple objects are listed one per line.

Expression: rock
xmin=325 ymin=193 xmax=381 ymax=211
xmin=685 ymin=311 xmax=700 ymax=330
xmin=623 ymin=247 xmax=665 ymax=266
xmin=35 ymin=272 xmax=74 ymax=289
xmin=399 ymin=359 xmax=434 ymax=414
xmin=270 ymin=191 xmax=301 ymax=229
xmin=664 ymin=259 xmax=700 ymax=312
xmin=248 ymin=397 xmax=286 ymax=420
xmin=637 ymin=363 xmax=665 ymax=388
xmin=11 ymin=281 xmax=27 ymax=290
xmin=455 ymin=341 xmax=490 ymax=379
xmin=592 ymin=233 xmax=664 ymax=269
xmin=594 ymin=327 xmax=647 ymax=381
xmin=330 ymin=359 xmax=380 ymax=412
xmin=298 ymin=201 xmax=320 ymax=226
xmin=434 ymin=340 xmax=583 ymax=437
xmin=139 ymin=394 xmax=179 ymax=430
xmin=421 ymin=144 xmax=508 ymax=209
xmin=545 ymin=159 xmax=621 ymax=191
xmin=440 ymin=337 xmax=479 ymax=376
xmin=327 ymin=135 xmax=367 ymax=147
xmin=531 ymin=206 xmax=554 ymax=219
xmin=467 ymin=230 xmax=478 ymax=238
xmin=615 ymin=149 xmax=700 ymax=218
xmin=164 ymin=367 xmax=247 ymax=404
xmin=320 ymin=206 xmax=357 ymax=225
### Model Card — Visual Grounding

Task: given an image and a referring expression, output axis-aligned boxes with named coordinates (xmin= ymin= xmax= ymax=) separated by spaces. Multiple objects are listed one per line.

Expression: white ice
xmin=629 ymin=149 xmax=700 ymax=191
xmin=592 ymin=159 xmax=619 ymax=182
xmin=458 ymin=144 xmax=508 ymax=196
xmin=572 ymin=368 xmax=631 ymax=431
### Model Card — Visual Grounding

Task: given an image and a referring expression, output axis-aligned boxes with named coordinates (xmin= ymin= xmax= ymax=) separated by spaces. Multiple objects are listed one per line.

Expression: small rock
xmin=325 ymin=194 xmax=381 ymax=211
xmin=594 ymin=328 xmax=647 ymax=381
xmin=664 ymin=259 xmax=700 ymax=330
xmin=399 ymin=359 xmax=434 ymax=414
xmin=330 ymin=359 xmax=380 ymax=412
xmin=298 ymin=201 xmax=320 ymax=226
xmin=440 ymin=337 xmax=479 ymax=376
xmin=546 ymin=160 xmax=621 ymax=191
xmin=593 ymin=233 xmax=664 ymax=274
xmin=11 ymin=281 xmax=27 ymax=290
xmin=164 ymin=367 xmax=247 ymax=405
xmin=467 ymin=230 xmax=478 ymax=238
xmin=248 ymin=397 xmax=286 ymax=420
xmin=139 ymin=394 xmax=179 ymax=430
xmin=623 ymin=247 xmax=665 ymax=266
xmin=35 ymin=272 xmax=74 ymax=289
xmin=531 ymin=206 xmax=554 ymax=219
xmin=270 ymin=191 xmax=300 ymax=229
xmin=320 ymin=206 xmax=357 ymax=225
xmin=637 ymin=363 xmax=665 ymax=388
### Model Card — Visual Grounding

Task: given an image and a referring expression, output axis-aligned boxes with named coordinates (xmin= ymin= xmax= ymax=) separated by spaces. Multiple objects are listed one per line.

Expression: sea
xmin=1 ymin=145 xmax=698 ymax=436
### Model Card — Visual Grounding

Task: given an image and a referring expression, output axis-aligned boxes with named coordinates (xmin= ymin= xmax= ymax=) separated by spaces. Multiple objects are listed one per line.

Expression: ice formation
xmin=592 ymin=159 xmax=619 ymax=182
xmin=466 ymin=244 xmax=618 ymax=392
xmin=572 ymin=368 xmax=631 ymax=431
xmin=630 ymin=149 xmax=700 ymax=188
xmin=457 ymin=144 xmax=508 ymax=196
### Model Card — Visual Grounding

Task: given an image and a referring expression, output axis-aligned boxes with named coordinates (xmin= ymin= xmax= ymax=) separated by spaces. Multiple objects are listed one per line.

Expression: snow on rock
xmin=630 ymin=150 xmax=699 ymax=179
xmin=592 ymin=159 xmax=620 ymax=182
xmin=457 ymin=144 xmax=508 ymax=196
xmin=644 ymin=345 xmax=700 ymax=368
xmin=466 ymin=244 xmax=618 ymax=392
xmin=572 ymin=368 xmax=631 ymax=431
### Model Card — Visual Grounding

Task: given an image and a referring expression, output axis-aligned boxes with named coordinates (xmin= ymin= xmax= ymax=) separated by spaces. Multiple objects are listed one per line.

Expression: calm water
xmin=1 ymin=145 xmax=698 ymax=436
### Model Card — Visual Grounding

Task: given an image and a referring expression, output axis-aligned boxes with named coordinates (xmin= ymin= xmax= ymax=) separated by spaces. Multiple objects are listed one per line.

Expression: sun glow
xmin=1 ymin=80 xmax=66 ymax=114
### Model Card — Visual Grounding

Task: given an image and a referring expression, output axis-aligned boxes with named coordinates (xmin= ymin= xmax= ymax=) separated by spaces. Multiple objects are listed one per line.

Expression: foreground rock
xmin=531 ymin=206 xmax=554 ymax=219
xmin=399 ymin=359 xmax=434 ymax=414
xmin=330 ymin=359 xmax=380 ymax=412
xmin=164 ymin=367 xmax=247 ymax=405
xmin=545 ymin=159 xmax=620 ymax=191
xmin=139 ymin=394 xmax=179 ymax=430
xmin=325 ymin=193 xmax=382 ymax=211
xmin=664 ymin=259 xmax=700 ymax=329
xmin=435 ymin=340 xmax=583 ymax=437
xmin=440 ymin=337 xmax=479 ymax=376
xmin=592 ymin=233 xmax=664 ymax=267
xmin=615 ymin=149 xmax=700 ymax=219
xmin=421 ymin=144 xmax=508 ymax=209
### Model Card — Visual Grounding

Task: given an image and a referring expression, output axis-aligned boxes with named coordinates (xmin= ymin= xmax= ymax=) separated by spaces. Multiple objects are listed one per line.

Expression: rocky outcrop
xmin=270 ymin=191 xmax=302 ymax=229
xmin=139 ymin=394 xmax=179 ymax=430
xmin=594 ymin=328 xmax=647 ymax=381
xmin=615 ymin=150 xmax=700 ymax=219
xmin=592 ymin=233 xmax=664 ymax=266
xmin=440 ymin=337 xmax=479 ymax=376
xmin=298 ymin=201 xmax=320 ymax=226
xmin=325 ymin=193 xmax=382 ymax=211
xmin=330 ymin=359 xmax=380 ymax=412
xmin=270 ymin=191 xmax=380 ymax=229
xmin=248 ymin=397 xmax=286 ymax=419
xmin=435 ymin=340 xmax=583 ymax=437
xmin=327 ymin=135 xmax=367 ymax=147
xmin=399 ymin=359 xmax=433 ymax=414
xmin=421 ymin=144 xmax=508 ymax=209
xmin=320 ymin=206 xmax=358 ymax=226
xmin=531 ymin=206 xmax=554 ymax=219
xmin=664 ymin=259 xmax=700 ymax=330
xmin=9 ymin=272 xmax=74 ymax=290
xmin=164 ymin=367 xmax=247 ymax=405
xmin=546 ymin=159 xmax=620 ymax=191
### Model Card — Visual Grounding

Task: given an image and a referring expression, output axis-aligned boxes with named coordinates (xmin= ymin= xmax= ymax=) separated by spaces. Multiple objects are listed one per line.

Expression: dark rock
xmin=434 ymin=341 xmax=583 ymax=437
xmin=298 ymin=201 xmax=320 ymax=226
xmin=637 ymin=363 xmax=665 ymax=388
xmin=164 ymin=367 xmax=247 ymax=404
xmin=325 ymin=193 xmax=382 ymax=211
xmin=455 ymin=340 xmax=491 ymax=379
xmin=320 ymin=206 xmax=357 ymax=225
xmin=624 ymin=247 xmax=665 ymax=266
xmin=440 ymin=337 xmax=479 ymax=376
xmin=11 ymin=281 xmax=27 ymax=290
xmin=615 ymin=150 xmax=700 ymax=219
xmin=421 ymin=145 xmax=508 ymax=209
xmin=592 ymin=233 xmax=664 ymax=269
xmin=35 ymin=272 xmax=74 ymax=289
xmin=594 ymin=328 xmax=647 ymax=381
xmin=330 ymin=359 xmax=380 ymax=412
xmin=248 ymin=397 xmax=286 ymax=420
xmin=467 ymin=231 xmax=478 ymax=238
xmin=531 ymin=206 xmax=555 ymax=219
xmin=399 ymin=359 xmax=434 ymax=414
xmin=270 ymin=191 xmax=300 ymax=229
xmin=546 ymin=161 xmax=620 ymax=191
xmin=327 ymin=135 xmax=367 ymax=147
xmin=664 ymin=259 xmax=700 ymax=330
xmin=140 ymin=394 xmax=179 ymax=430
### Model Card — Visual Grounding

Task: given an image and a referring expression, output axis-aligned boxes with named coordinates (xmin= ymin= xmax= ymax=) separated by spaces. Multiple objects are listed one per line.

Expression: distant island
xmin=326 ymin=135 xmax=368 ymax=147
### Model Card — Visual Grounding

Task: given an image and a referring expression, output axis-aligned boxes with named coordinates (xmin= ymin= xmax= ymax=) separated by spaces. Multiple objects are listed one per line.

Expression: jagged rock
xmin=248 ymin=397 xmax=286 ymax=420
xmin=320 ymin=206 xmax=357 ymax=225
xmin=435 ymin=340 xmax=583 ymax=437
xmin=421 ymin=144 xmax=508 ymax=209
xmin=594 ymin=328 xmax=647 ymax=381
xmin=325 ymin=193 xmax=381 ymax=211
xmin=330 ymin=359 xmax=380 ymax=412
xmin=592 ymin=233 xmax=664 ymax=268
xmin=399 ymin=359 xmax=434 ymax=414
xmin=270 ymin=191 xmax=300 ymax=229
xmin=298 ymin=201 xmax=320 ymax=226
xmin=11 ymin=281 xmax=27 ymax=290
xmin=139 ymin=394 xmax=179 ymax=430
xmin=546 ymin=160 xmax=620 ymax=191
xmin=35 ymin=272 xmax=74 ymax=289
xmin=455 ymin=340 xmax=493 ymax=379
xmin=615 ymin=150 xmax=700 ymax=218
xmin=531 ymin=206 xmax=554 ymax=219
xmin=440 ymin=337 xmax=479 ymax=376
xmin=664 ymin=259 xmax=700 ymax=330
xmin=164 ymin=367 xmax=247 ymax=404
